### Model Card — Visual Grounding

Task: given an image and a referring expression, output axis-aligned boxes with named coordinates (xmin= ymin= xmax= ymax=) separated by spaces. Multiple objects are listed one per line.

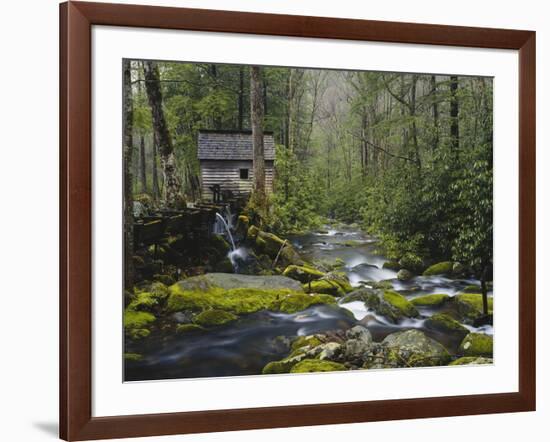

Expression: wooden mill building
xmin=197 ymin=130 xmax=275 ymax=201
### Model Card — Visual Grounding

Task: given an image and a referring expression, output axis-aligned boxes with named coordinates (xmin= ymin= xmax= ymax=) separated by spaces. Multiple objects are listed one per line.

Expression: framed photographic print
xmin=60 ymin=1 xmax=536 ymax=440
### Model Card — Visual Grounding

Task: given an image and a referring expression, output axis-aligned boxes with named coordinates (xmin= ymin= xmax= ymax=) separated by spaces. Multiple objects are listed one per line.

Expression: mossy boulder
xmin=425 ymin=313 xmax=469 ymax=339
xmin=304 ymin=272 xmax=352 ymax=296
xmin=176 ymin=323 xmax=205 ymax=334
xmin=411 ymin=294 xmax=450 ymax=307
xmin=291 ymin=335 xmax=323 ymax=352
xmin=383 ymin=291 xmax=419 ymax=318
xmin=451 ymin=293 xmax=493 ymax=323
xmin=289 ymin=359 xmax=346 ymax=373
xmin=382 ymin=261 xmax=401 ymax=271
xmin=193 ymin=309 xmax=238 ymax=327
xmin=382 ymin=329 xmax=451 ymax=367
xmin=397 ymin=269 xmax=414 ymax=281
xmin=398 ymin=253 xmax=424 ymax=273
xmin=276 ymin=293 xmax=336 ymax=314
xmin=262 ymin=353 xmax=308 ymax=374
xmin=459 ymin=333 xmax=493 ymax=357
xmin=167 ymin=275 xmax=332 ymax=316
xmin=256 ymin=231 xmax=286 ymax=257
xmin=423 ymin=261 xmax=454 ymax=276
xmin=124 ymin=310 xmax=156 ymax=340
xmin=449 ymin=356 xmax=493 ymax=366
xmin=363 ymin=291 xmax=418 ymax=323
xmin=283 ymin=265 xmax=325 ymax=283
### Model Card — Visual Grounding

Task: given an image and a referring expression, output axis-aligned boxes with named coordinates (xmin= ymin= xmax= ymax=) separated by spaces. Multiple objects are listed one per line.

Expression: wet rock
xmin=397 ymin=269 xmax=414 ymax=281
xmin=382 ymin=329 xmax=451 ymax=367
xmin=173 ymin=273 xmax=304 ymax=292
xmin=364 ymin=290 xmax=419 ymax=323
xmin=346 ymin=325 xmax=373 ymax=345
xmin=176 ymin=323 xmax=205 ymax=334
xmin=317 ymin=342 xmax=343 ymax=361
xmin=425 ymin=313 xmax=469 ymax=339
xmin=340 ymin=287 xmax=376 ymax=304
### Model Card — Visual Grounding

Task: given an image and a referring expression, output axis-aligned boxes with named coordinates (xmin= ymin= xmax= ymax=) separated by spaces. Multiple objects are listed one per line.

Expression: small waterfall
xmin=215 ymin=212 xmax=236 ymax=251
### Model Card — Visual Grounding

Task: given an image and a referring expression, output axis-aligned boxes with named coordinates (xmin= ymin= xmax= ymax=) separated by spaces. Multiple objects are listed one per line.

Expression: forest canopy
xmin=125 ymin=60 xmax=493 ymax=283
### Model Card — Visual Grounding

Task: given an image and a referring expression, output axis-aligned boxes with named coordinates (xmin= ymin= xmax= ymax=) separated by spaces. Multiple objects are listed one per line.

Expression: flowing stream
xmin=126 ymin=223 xmax=493 ymax=381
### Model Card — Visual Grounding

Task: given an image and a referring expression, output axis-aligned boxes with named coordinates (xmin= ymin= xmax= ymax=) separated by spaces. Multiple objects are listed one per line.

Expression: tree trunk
xmin=238 ymin=67 xmax=244 ymax=130
xmin=250 ymin=66 xmax=266 ymax=202
xmin=139 ymin=134 xmax=147 ymax=193
xmin=143 ymin=61 xmax=183 ymax=208
xmin=430 ymin=75 xmax=439 ymax=153
xmin=152 ymin=132 xmax=160 ymax=201
xmin=450 ymin=75 xmax=460 ymax=159
xmin=123 ymin=60 xmax=134 ymax=290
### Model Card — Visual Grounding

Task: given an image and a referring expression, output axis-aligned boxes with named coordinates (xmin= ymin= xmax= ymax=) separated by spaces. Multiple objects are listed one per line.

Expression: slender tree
xmin=151 ymin=132 xmax=160 ymax=201
xmin=250 ymin=66 xmax=266 ymax=203
xmin=143 ymin=61 xmax=183 ymax=208
xmin=450 ymin=75 xmax=460 ymax=159
xmin=123 ymin=59 xmax=134 ymax=289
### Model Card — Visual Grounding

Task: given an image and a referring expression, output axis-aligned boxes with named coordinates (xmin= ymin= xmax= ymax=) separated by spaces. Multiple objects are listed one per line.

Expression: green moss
xmin=460 ymin=333 xmax=493 ymax=357
xmin=193 ymin=309 xmax=238 ymax=326
xmin=411 ymin=294 xmax=450 ymax=307
xmin=247 ymin=225 xmax=260 ymax=239
xmin=462 ymin=284 xmax=481 ymax=293
xmin=262 ymin=355 xmax=306 ymax=374
xmin=452 ymin=293 xmax=493 ymax=322
xmin=423 ymin=261 xmax=454 ymax=276
xmin=124 ymin=353 xmax=143 ymax=362
xmin=291 ymin=335 xmax=323 ymax=352
xmin=383 ymin=291 xmax=419 ymax=318
xmin=290 ymin=359 xmax=346 ymax=373
xmin=305 ymin=273 xmax=352 ymax=296
xmin=425 ymin=313 xmax=469 ymax=338
xmin=176 ymin=323 xmax=205 ymax=334
xmin=372 ymin=280 xmax=394 ymax=290
xmin=276 ymin=293 xmax=336 ymax=314
xmin=449 ymin=356 xmax=493 ymax=366
xmin=124 ymin=310 xmax=156 ymax=329
xmin=127 ymin=292 xmax=159 ymax=311
xmin=283 ymin=265 xmax=324 ymax=283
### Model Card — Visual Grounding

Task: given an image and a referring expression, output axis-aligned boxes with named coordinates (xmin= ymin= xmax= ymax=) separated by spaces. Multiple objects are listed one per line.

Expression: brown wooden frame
xmin=60 ymin=1 xmax=536 ymax=440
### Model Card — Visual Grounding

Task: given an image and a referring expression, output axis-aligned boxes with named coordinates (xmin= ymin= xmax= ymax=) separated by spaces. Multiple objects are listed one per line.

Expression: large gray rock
xmin=382 ymin=329 xmax=451 ymax=367
xmin=174 ymin=273 xmax=304 ymax=292
xmin=346 ymin=325 xmax=373 ymax=345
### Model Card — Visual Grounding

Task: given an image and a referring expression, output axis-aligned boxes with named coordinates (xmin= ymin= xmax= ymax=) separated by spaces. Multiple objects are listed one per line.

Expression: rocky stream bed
xmin=125 ymin=221 xmax=494 ymax=381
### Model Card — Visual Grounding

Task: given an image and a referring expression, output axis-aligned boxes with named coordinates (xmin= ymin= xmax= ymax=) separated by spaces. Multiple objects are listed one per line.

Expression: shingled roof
xmin=197 ymin=130 xmax=275 ymax=161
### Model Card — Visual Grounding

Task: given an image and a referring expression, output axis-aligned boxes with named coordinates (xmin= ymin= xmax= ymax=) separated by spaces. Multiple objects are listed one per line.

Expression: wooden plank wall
xmin=200 ymin=160 xmax=274 ymax=200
